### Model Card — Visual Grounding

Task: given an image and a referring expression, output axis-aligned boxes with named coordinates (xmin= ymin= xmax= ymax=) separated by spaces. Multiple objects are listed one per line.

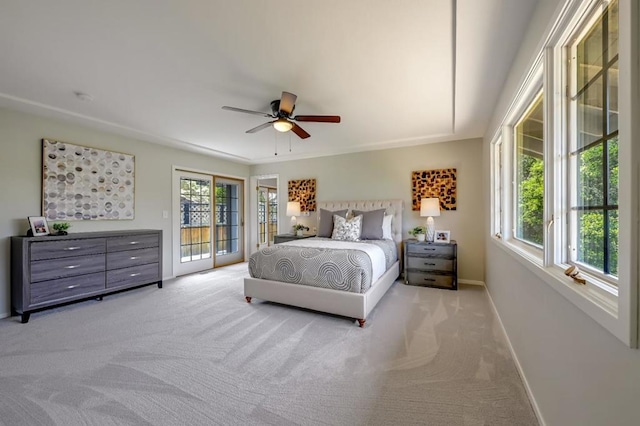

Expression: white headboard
xmin=316 ymin=199 xmax=404 ymax=244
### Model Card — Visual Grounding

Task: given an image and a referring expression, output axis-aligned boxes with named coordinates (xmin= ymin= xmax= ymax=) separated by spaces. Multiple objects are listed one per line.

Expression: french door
xmin=213 ymin=177 xmax=244 ymax=266
xmin=257 ymin=186 xmax=278 ymax=248
xmin=174 ymin=171 xmax=243 ymax=276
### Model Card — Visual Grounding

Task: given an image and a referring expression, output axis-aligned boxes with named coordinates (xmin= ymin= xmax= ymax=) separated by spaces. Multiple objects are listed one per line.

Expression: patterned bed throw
xmin=248 ymin=238 xmax=397 ymax=294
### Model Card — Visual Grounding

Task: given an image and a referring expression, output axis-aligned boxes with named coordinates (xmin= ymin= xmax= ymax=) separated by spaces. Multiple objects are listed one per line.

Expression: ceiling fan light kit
xmin=273 ymin=118 xmax=293 ymax=132
xmin=222 ymin=91 xmax=340 ymax=140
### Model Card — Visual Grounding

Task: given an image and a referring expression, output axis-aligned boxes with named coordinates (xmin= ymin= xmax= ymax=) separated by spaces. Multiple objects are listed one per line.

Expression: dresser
xmin=403 ymin=239 xmax=457 ymax=290
xmin=11 ymin=230 xmax=162 ymax=323
xmin=273 ymin=234 xmax=316 ymax=244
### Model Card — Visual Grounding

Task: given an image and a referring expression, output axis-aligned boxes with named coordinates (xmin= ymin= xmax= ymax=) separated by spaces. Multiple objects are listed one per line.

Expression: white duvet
xmin=281 ymin=239 xmax=386 ymax=283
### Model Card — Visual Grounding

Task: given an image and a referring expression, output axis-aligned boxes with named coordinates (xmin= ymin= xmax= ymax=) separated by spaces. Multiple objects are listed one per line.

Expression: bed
xmin=244 ymin=199 xmax=403 ymax=327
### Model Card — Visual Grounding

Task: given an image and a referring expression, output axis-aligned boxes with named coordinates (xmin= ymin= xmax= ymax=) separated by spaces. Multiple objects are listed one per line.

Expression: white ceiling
xmin=0 ymin=0 xmax=537 ymax=164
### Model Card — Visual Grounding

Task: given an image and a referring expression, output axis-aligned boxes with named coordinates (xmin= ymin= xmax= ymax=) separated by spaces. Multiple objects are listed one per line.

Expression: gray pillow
xmin=352 ymin=209 xmax=385 ymax=240
xmin=318 ymin=208 xmax=348 ymax=237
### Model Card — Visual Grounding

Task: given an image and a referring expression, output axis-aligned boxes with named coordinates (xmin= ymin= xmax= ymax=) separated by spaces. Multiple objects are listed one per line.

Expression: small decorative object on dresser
xmin=27 ymin=216 xmax=49 ymax=237
xmin=404 ymin=239 xmax=457 ymax=290
xmin=434 ymin=230 xmax=450 ymax=243
xmin=408 ymin=225 xmax=426 ymax=242
xmin=293 ymin=223 xmax=309 ymax=237
xmin=51 ymin=222 xmax=71 ymax=236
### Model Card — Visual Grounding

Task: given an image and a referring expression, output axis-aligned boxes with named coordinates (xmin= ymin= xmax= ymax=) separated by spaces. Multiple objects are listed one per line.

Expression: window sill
xmin=490 ymin=237 xmax=620 ymax=338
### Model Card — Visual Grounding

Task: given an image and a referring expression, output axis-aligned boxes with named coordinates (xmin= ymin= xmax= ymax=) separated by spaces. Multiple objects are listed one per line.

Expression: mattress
xmin=248 ymin=237 xmax=397 ymax=294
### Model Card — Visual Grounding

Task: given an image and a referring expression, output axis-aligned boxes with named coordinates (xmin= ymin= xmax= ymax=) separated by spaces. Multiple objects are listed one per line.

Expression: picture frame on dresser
xmin=28 ymin=216 xmax=49 ymax=236
xmin=435 ymin=230 xmax=450 ymax=243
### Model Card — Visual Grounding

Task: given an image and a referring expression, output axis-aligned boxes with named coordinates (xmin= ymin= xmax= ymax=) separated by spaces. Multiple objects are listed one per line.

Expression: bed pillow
xmin=318 ymin=208 xmax=348 ymax=237
xmin=352 ymin=209 xmax=385 ymax=240
xmin=382 ymin=214 xmax=393 ymax=240
xmin=331 ymin=214 xmax=363 ymax=241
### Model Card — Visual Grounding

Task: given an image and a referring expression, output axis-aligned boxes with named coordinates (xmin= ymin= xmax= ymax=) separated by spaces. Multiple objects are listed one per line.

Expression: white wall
xmin=483 ymin=0 xmax=640 ymax=425
xmin=0 ymin=108 xmax=250 ymax=317
xmin=250 ymin=138 xmax=485 ymax=283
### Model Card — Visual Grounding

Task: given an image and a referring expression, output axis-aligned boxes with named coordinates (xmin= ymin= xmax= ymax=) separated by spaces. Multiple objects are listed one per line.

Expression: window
xmin=568 ymin=0 xmax=618 ymax=280
xmin=489 ymin=0 xmax=635 ymax=344
xmin=514 ymin=93 xmax=544 ymax=247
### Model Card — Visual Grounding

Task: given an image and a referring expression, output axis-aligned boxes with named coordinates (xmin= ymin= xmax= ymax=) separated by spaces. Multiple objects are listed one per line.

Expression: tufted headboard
xmin=316 ymin=199 xmax=404 ymax=246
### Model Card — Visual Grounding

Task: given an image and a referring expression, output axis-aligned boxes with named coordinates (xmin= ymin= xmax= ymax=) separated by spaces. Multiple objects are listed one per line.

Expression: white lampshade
xmin=286 ymin=201 xmax=301 ymax=217
xmin=420 ymin=198 xmax=441 ymax=217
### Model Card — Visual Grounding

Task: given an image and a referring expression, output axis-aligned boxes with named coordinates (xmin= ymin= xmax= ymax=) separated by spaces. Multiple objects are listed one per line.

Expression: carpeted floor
xmin=0 ymin=263 xmax=538 ymax=425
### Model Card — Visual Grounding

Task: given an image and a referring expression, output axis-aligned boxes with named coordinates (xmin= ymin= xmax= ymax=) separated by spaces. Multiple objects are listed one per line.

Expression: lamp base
xmin=426 ymin=216 xmax=435 ymax=242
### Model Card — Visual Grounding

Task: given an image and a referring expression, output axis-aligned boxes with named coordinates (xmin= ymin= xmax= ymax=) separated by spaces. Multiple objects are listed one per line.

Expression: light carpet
xmin=0 ymin=263 xmax=537 ymax=425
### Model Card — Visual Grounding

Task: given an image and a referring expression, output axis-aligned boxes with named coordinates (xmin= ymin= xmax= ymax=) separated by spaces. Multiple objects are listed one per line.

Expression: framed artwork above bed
xmin=288 ymin=178 xmax=316 ymax=212
xmin=411 ymin=168 xmax=457 ymax=211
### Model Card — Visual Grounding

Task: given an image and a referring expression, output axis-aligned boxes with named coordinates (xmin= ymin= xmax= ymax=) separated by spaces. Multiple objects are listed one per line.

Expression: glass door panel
xmin=214 ymin=177 xmax=244 ymax=266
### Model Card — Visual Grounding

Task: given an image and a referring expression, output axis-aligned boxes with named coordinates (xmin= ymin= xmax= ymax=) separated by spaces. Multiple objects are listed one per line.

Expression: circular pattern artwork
xmin=43 ymin=139 xmax=135 ymax=220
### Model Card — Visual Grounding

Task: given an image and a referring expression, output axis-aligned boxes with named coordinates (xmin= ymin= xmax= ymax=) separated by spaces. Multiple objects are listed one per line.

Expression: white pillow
xmin=382 ymin=214 xmax=393 ymax=240
xmin=331 ymin=214 xmax=363 ymax=241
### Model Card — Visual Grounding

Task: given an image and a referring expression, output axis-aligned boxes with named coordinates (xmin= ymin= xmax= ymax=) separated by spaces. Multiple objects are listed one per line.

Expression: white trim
xmin=458 ymin=279 xmax=485 ymax=286
xmin=483 ymin=284 xmax=547 ymax=426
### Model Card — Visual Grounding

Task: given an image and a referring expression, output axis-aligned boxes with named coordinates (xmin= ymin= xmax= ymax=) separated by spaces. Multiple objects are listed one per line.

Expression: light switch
xmin=162 ymin=210 xmax=169 ymax=219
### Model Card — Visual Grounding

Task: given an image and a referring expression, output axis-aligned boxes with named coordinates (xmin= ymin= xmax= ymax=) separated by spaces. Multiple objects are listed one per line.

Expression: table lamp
xmin=286 ymin=201 xmax=301 ymax=231
xmin=420 ymin=198 xmax=441 ymax=242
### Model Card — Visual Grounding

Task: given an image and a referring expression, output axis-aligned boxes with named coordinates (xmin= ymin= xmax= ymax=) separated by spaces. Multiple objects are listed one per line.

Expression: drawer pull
xmin=424 ymin=262 xmax=436 ymax=266
xmin=129 ymin=241 xmax=139 ymax=245
xmin=64 ymin=265 xmax=80 ymax=269
xmin=130 ymin=256 xmax=139 ymax=260
xmin=423 ymin=278 xmax=435 ymax=282
xmin=64 ymin=247 xmax=81 ymax=251
xmin=422 ymin=248 xmax=436 ymax=251
xmin=130 ymin=273 xmax=141 ymax=277
xmin=66 ymin=285 xmax=77 ymax=289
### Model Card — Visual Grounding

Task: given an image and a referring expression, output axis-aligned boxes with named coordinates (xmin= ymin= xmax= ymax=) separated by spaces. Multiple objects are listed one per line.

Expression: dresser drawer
xmin=30 ymin=272 xmax=105 ymax=305
xmin=30 ymin=254 xmax=106 ymax=283
xmin=107 ymin=234 xmax=159 ymax=252
xmin=406 ymin=257 xmax=453 ymax=271
xmin=106 ymin=263 xmax=160 ymax=289
xmin=406 ymin=272 xmax=454 ymax=289
xmin=107 ymin=247 xmax=160 ymax=270
xmin=406 ymin=243 xmax=453 ymax=257
xmin=30 ymin=238 xmax=106 ymax=261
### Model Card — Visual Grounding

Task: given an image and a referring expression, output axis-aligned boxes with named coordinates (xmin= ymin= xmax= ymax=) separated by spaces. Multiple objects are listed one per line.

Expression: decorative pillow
xmin=352 ymin=209 xmax=385 ymax=240
xmin=382 ymin=214 xmax=393 ymax=240
xmin=331 ymin=214 xmax=363 ymax=241
xmin=318 ymin=208 xmax=348 ymax=237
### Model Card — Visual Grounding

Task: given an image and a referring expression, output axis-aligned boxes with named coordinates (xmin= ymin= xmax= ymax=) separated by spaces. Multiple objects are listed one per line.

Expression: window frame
xmin=489 ymin=0 xmax=637 ymax=347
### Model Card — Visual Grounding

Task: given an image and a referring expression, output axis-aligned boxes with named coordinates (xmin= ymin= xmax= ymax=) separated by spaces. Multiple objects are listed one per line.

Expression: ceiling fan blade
xmin=279 ymin=91 xmax=297 ymax=115
xmin=222 ymin=106 xmax=272 ymax=118
xmin=291 ymin=123 xmax=311 ymax=139
xmin=293 ymin=115 xmax=341 ymax=123
xmin=246 ymin=120 xmax=276 ymax=134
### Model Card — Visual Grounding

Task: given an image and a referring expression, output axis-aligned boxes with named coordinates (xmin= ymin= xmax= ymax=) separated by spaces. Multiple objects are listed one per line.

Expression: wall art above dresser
xmin=42 ymin=138 xmax=135 ymax=221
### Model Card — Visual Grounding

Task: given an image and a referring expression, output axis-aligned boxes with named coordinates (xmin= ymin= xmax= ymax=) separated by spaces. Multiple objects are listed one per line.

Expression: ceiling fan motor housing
xmin=270 ymin=100 xmax=294 ymax=118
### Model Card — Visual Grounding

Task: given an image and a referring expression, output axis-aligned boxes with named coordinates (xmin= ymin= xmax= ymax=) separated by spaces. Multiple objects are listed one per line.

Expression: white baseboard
xmin=483 ymin=286 xmax=546 ymax=426
xmin=0 ymin=312 xmax=9 ymax=319
xmin=458 ymin=279 xmax=485 ymax=286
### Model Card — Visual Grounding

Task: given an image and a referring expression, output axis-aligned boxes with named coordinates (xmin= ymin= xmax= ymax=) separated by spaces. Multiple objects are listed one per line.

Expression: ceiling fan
xmin=222 ymin=91 xmax=341 ymax=139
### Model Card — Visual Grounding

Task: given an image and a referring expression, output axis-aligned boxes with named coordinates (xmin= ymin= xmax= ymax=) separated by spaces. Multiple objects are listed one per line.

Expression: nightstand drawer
xmin=406 ymin=257 xmax=453 ymax=271
xmin=406 ymin=272 xmax=454 ymax=289
xmin=406 ymin=243 xmax=453 ymax=257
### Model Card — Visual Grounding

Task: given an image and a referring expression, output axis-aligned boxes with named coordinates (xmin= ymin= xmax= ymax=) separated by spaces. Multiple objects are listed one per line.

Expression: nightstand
xmin=403 ymin=239 xmax=457 ymax=290
xmin=273 ymin=234 xmax=316 ymax=244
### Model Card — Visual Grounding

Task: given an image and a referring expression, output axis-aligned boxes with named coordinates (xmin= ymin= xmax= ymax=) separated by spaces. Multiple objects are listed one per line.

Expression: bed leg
xmin=357 ymin=319 xmax=366 ymax=328
xmin=245 ymin=296 xmax=252 ymax=303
